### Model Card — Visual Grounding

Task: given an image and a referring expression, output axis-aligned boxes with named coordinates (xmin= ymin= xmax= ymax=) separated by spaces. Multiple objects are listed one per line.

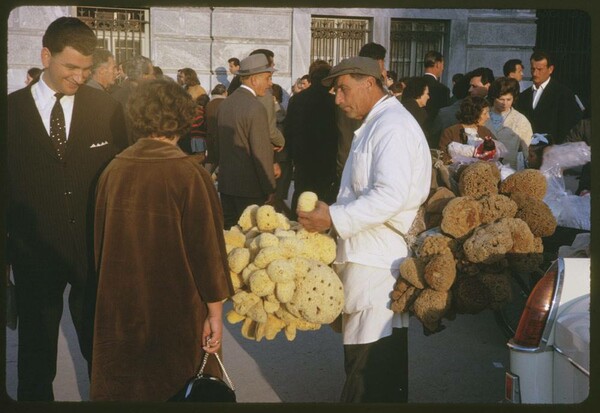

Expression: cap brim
xmin=321 ymin=73 xmax=337 ymax=87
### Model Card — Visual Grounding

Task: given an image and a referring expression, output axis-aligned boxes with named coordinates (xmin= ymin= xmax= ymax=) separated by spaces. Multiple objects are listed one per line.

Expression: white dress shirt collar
xmin=31 ymin=73 xmax=76 ymax=139
xmin=239 ymin=84 xmax=256 ymax=97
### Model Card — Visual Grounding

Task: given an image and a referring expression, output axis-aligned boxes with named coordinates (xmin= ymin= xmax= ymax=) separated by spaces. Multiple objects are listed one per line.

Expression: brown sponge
xmin=499 ymin=169 xmax=547 ymax=200
xmin=458 ymin=161 xmax=500 ymax=199
xmin=510 ymin=193 xmax=557 ymax=238
xmin=477 ymin=194 xmax=518 ymax=224
xmin=440 ymin=196 xmax=481 ymax=239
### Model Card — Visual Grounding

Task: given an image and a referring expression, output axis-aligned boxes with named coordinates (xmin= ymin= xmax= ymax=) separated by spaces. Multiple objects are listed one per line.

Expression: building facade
xmin=7 ymin=6 xmax=537 ymax=99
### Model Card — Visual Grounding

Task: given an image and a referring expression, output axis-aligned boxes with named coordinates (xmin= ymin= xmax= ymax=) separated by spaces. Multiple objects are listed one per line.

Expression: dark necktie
xmin=50 ymin=92 xmax=67 ymax=159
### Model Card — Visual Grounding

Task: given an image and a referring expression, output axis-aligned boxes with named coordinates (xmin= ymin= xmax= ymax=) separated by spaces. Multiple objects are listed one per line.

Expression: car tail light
xmin=511 ymin=260 xmax=559 ymax=348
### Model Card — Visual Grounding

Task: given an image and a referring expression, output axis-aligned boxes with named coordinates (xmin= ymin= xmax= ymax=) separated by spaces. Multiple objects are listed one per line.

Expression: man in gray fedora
xmin=216 ymin=53 xmax=277 ymax=228
xmin=297 ymin=56 xmax=431 ymax=403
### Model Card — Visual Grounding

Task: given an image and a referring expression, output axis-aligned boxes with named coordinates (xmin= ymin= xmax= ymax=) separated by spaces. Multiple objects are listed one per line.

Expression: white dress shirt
xmin=31 ymin=73 xmax=75 ymax=140
xmin=532 ymin=77 xmax=551 ymax=109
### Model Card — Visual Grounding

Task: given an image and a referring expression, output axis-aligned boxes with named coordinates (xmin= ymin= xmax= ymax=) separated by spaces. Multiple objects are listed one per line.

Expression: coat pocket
xmin=350 ymin=151 xmax=369 ymax=195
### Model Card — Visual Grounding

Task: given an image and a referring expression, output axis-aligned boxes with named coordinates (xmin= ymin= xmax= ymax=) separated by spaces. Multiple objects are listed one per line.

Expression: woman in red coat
xmin=91 ymin=79 xmax=233 ymax=401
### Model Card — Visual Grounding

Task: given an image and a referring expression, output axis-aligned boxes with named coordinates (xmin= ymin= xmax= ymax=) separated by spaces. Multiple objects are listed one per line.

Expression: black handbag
xmin=169 ymin=351 xmax=236 ymax=402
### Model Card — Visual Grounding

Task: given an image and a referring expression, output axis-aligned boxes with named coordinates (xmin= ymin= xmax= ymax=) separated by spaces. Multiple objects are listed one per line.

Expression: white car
xmin=505 ymin=257 xmax=590 ymax=403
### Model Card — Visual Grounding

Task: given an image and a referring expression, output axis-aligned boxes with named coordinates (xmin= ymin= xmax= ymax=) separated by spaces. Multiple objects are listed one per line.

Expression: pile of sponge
xmin=224 ymin=192 xmax=344 ymax=341
xmin=392 ymin=163 xmax=556 ymax=334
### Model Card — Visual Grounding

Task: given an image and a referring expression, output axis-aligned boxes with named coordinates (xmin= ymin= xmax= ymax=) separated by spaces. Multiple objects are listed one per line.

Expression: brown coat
xmin=438 ymin=124 xmax=495 ymax=159
xmin=91 ymin=138 xmax=233 ymax=401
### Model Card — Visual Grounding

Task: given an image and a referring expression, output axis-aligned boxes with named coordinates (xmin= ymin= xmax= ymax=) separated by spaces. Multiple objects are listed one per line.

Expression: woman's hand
xmin=202 ymin=302 xmax=224 ymax=353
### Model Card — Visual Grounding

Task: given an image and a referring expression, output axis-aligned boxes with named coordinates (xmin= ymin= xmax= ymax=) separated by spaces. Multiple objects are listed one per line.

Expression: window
xmin=389 ymin=19 xmax=447 ymax=79
xmin=76 ymin=6 xmax=150 ymax=64
xmin=311 ymin=17 xmax=370 ymax=66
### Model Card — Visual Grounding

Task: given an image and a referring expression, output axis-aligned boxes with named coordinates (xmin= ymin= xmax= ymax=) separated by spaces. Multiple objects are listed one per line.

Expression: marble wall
xmin=6 ymin=6 xmax=537 ymax=96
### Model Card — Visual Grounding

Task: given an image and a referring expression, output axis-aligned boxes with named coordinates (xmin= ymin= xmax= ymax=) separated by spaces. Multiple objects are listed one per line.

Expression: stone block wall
xmin=6 ymin=6 xmax=536 ymax=96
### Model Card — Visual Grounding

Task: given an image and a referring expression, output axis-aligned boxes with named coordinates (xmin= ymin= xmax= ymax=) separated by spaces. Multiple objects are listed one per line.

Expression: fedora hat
xmin=321 ymin=56 xmax=384 ymax=87
xmin=238 ymin=54 xmax=276 ymax=76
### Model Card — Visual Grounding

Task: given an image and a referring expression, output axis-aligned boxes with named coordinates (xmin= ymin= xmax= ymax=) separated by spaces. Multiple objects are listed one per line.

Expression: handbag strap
xmin=197 ymin=352 xmax=235 ymax=391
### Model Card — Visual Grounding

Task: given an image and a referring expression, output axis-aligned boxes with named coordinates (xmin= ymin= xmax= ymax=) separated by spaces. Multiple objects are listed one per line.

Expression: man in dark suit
xmin=6 ymin=17 xmax=127 ymax=401
xmin=422 ymin=51 xmax=450 ymax=123
xmin=515 ymin=50 xmax=582 ymax=144
xmin=216 ymin=54 xmax=277 ymax=229
xmin=285 ymin=60 xmax=338 ymax=219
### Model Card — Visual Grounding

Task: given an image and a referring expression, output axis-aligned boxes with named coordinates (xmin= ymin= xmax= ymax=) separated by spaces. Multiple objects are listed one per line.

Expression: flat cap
xmin=321 ymin=56 xmax=383 ymax=87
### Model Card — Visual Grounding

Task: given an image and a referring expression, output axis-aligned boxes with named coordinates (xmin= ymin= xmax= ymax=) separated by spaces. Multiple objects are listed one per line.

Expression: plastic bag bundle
xmin=540 ymin=142 xmax=591 ymax=174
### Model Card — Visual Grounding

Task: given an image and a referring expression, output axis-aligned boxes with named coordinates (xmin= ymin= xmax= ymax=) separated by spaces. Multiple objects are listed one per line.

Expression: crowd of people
xmin=6 ymin=15 xmax=590 ymax=404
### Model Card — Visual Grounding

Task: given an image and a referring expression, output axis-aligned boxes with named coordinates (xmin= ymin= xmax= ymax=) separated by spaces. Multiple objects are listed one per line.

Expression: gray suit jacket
xmin=257 ymin=89 xmax=285 ymax=147
xmin=217 ymin=87 xmax=276 ymax=197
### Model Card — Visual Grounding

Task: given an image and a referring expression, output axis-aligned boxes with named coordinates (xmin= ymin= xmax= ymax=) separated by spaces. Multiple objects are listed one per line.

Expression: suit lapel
xmin=65 ymin=87 xmax=88 ymax=159
xmin=534 ymin=79 xmax=555 ymax=113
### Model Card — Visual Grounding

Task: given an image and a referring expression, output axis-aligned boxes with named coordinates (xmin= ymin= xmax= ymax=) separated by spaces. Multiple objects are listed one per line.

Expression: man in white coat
xmin=297 ymin=56 xmax=431 ymax=403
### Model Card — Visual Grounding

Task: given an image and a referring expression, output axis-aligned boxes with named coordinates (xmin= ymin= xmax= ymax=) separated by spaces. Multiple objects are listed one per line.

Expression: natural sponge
xmin=479 ymin=271 xmax=513 ymax=310
xmin=510 ymin=193 xmax=557 ymax=238
xmin=417 ymin=234 xmax=458 ymax=258
xmin=238 ymin=204 xmax=259 ymax=232
xmin=452 ymin=275 xmax=491 ymax=314
xmin=256 ymin=205 xmax=279 ymax=232
xmin=412 ymin=288 xmax=452 ymax=333
xmin=458 ymin=161 xmax=500 ymax=199
xmin=424 ymin=253 xmax=456 ymax=292
xmin=440 ymin=196 xmax=481 ymax=239
xmin=501 ymin=217 xmax=536 ymax=254
xmin=297 ymin=191 xmax=318 ymax=212
xmin=227 ymin=247 xmax=251 ymax=274
xmin=462 ymin=221 xmax=514 ymax=264
xmin=499 ymin=169 xmax=547 ymax=200
xmin=477 ymin=194 xmax=518 ymax=224
xmin=391 ymin=278 xmax=420 ymax=313
xmin=399 ymin=257 xmax=427 ymax=289
xmin=286 ymin=262 xmax=344 ymax=324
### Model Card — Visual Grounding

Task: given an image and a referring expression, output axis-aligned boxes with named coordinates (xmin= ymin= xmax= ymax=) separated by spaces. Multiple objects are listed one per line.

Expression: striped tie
xmin=50 ymin=92 xmax=67 ymax=159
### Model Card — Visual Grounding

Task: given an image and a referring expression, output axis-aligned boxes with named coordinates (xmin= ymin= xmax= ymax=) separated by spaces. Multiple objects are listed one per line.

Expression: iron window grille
xmin=76 ymin=6 xmax=150 ymax=65
xmin=389 ymin=19 xmax=447 ymax=79
xmin=311 ymin=17 xmax=370 ymax=67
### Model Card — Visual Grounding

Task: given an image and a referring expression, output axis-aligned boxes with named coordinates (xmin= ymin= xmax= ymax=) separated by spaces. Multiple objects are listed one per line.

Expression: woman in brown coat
xmin=438 ymin=95 xmax=495 ymax=162
xmin=91 ymin=79 xmax=233 ymax=401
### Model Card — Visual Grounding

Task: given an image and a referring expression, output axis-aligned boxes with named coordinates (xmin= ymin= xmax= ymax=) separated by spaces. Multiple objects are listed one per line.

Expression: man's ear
xmin=41 ymin=47 xmax=52 ymax=69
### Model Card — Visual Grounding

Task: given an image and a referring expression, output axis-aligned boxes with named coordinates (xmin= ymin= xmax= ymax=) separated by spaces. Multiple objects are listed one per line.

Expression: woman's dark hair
xmin=401 ymin=76 xmax=428 ymax=100
xmin=271 ymin=83 xmax=283 ymax=103
xmin=308 ymin=59 xmax=331 ymax=84
xmin=456 ymin=95 xmax=489 ymax=124
xmin=487 ymin=77 xmax=520 ymax=102
xmin=179 ymin=68 xmax=200 ymax=87
xmin=127 ymin=78 xmax=197 ymax=141
xmin=389 ymin=81 xmax=405 ymax=95
xmin=211 ymin=83 xmax=227 ymax=96
xmin=196 ymin=93 xmax=210 ymax=108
